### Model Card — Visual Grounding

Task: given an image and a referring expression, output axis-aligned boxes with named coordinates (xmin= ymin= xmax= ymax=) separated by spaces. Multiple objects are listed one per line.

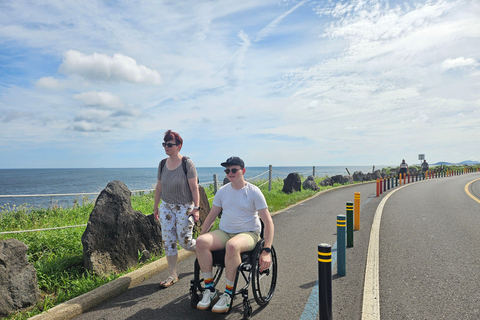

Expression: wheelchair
xmin=189 ymin=229 xmax=277 ymax=319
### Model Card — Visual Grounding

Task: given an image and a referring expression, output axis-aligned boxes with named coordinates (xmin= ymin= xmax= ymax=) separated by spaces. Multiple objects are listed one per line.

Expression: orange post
xmin=354 ymin=192 xmax=360 ymax=230
xmin=376 ymin=179 xmax=380 ymax=197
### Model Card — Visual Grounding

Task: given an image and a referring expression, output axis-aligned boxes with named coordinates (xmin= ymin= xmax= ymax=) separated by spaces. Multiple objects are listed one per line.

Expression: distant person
xmin=399 ymin=159 xmax=408 ymax=176
xmin=195 ymin=156 xmax=274 ymax=313
xmin=421 ymin=160 xmax=429 ymax=177
xmin=153 ymin=130 xmax=200 ymax=288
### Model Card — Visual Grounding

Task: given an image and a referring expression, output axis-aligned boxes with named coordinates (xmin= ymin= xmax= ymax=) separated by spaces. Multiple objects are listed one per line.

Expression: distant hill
xmin=458 ymin=160 xmax=480 ymax=165
xmin=432 ymin=160 xmax=480 ymax=166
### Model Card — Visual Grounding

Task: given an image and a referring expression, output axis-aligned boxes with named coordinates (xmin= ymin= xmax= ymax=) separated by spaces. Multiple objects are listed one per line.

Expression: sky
xmin=0 ymin=0 xmax=479 ymax=169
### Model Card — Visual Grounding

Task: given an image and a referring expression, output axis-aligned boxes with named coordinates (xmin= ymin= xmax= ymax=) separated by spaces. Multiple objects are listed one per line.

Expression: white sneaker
xmin=212 ymin=292 xmax=232 ymax=313
xmin=197 ymin=289 xmax=218 ymax=310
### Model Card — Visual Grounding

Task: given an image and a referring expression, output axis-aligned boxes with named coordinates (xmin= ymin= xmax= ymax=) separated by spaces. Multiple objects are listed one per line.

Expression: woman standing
xmin=153 ymin=130 xmax=200 ymax=288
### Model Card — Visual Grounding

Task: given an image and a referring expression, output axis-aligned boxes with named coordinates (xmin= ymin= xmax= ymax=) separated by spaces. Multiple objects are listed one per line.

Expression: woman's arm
xmin=153 ymin=180 xmax=162 ymax=220
xmin=188 ymin=176 xmax=200 ymax=222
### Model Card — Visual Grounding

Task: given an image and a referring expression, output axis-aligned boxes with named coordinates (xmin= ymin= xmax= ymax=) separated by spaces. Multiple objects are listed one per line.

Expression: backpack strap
xmin=160 ymin=157 xmax=189 ymax=178
xmin=182 ymin=156 xmax=189 ymax=175
xmin=159 ymin=158 xmax=167 ymax=178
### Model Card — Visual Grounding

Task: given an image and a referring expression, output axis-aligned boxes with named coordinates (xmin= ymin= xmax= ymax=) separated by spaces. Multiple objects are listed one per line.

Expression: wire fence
xmin=0 ymin=165 xmax=375 ymax=234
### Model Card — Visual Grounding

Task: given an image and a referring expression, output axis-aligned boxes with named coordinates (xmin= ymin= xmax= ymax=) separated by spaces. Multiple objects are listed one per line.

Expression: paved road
xmin=73 ymin=182 xmax=378 ymax=320
xmin=72 ymin=173 xmax=480 ymax=320
xmin=379 ymin=174 xmax=480 ymax=319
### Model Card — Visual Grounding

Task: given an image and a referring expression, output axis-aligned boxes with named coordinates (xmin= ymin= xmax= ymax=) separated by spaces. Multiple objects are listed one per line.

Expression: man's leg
xmin=211 ymin=235 xmax=250 ymax=313
xmin=195 ymin=232 xmax=225 ymax=310
xmin=195 ymin=232 xmax=224 ymax=274
xmin=224 ymin=235 xmax=250 ymax=281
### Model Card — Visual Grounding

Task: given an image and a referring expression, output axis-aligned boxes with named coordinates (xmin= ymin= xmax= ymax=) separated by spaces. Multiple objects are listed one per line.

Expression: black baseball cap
xmin=221 ymin=156 xmax=245 ymax=168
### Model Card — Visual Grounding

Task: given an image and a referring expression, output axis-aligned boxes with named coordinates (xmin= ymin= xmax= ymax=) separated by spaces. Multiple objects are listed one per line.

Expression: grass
xmin=2 ymin=166 xmax=477 ymax=319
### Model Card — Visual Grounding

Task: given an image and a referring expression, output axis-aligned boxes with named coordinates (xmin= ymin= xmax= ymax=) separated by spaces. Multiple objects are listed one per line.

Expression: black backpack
xmin=159 ymin=157 xmax=199 ymax=183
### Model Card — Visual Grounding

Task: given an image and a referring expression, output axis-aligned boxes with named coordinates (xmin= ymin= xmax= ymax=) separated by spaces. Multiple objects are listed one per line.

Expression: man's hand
xmin=259 ymin=250 xmax=272 ymax=272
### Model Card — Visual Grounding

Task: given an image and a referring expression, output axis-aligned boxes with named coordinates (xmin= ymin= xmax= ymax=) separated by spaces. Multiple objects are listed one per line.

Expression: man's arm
xmin=200 ymin=204 xmax=222 ymax=235
xmin=258 ymin=208 xmax=274 ymax=248
xmin=258 ymin=208 xmax=274 ymax=271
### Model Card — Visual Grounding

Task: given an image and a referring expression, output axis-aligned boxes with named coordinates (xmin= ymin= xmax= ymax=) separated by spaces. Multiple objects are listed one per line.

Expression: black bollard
xmin=318 ymin=244 xmax=332 ymax=320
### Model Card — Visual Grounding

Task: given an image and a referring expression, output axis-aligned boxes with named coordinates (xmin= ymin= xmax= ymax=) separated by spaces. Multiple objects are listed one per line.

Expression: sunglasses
xmin=162 ymin=142 xmax=178 ymax=148
xmin=224 ymin=168 xmax=242 ymax=174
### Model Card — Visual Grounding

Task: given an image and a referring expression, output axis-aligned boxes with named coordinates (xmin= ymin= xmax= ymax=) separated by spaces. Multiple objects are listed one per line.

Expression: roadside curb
xmin=29 ymin=249 xmax=195 ymax=320
xmin=29 ymin=181 xmax=374 ymax=319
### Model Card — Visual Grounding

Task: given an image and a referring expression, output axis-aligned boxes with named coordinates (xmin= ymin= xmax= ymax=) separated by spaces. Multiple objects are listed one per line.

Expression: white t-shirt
xmin=213 ymin=182 xmax=268 ymax=235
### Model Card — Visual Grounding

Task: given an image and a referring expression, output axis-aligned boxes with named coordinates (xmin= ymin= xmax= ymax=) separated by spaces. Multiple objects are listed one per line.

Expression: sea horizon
xmin=1 ymin=165 xmax=382 ymax=209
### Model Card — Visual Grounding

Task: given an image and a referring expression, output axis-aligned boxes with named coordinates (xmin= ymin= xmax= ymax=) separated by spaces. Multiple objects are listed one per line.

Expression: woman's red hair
xmin=164 ymin=130 xmax=183 ymax=146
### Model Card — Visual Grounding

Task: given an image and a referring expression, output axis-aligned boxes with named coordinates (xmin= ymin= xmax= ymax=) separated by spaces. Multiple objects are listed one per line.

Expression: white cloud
xmin=255 ymin=0 xmax=308 ymax=42
xmin=1 ymin=0 xmax=480 ymax=167
xmin=35 ymin=77 xmax=64 ymax=90
xmin=58 ymin=50 xmax=162 ymax=85
xmin=70 ymin=91 xmax=141 ymax=132
xmin=441 ymin=57 xmax=478 ymax=71
xmin=73 ymin=91 xmax=124 ymax=110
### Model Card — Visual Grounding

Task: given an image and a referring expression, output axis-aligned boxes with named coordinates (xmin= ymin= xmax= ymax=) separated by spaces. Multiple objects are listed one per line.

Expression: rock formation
xmin=282 ymin=173 xmax=302 ymax=193
xmin=0 ymin=239 xmax=40 ymax=317
xmin=81 ymin=180 xmax=163 ymax=275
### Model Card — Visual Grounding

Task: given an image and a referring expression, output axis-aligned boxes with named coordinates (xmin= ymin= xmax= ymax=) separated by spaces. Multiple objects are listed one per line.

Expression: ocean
xmin=0 ymin=165 xmax=376 ymax=209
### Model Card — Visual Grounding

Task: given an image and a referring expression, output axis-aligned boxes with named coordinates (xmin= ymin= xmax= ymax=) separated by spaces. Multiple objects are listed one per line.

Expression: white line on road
xmin=361 ymin=184 xmax=408 ymax=320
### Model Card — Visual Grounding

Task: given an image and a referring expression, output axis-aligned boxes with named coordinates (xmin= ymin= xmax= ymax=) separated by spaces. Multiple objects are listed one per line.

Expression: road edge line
xmin=361 ymin=184 xmax=408 ymax=320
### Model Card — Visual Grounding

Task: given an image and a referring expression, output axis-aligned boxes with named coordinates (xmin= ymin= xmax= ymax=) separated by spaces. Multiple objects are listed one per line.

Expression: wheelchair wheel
xmin=243 ymin=299 xmax=252 ymax=319
xmin=252 ymin=245 xmax=277 ymax=305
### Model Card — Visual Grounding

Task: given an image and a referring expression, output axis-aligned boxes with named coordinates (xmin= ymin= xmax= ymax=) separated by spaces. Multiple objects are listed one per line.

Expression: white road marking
xmin=361 ymin=184 xmax=408 ymax=320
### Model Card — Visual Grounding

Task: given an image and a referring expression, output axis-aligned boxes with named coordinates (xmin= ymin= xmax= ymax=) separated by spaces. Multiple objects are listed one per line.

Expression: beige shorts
xmin=210 ymin=229 xmax=260 ymax=252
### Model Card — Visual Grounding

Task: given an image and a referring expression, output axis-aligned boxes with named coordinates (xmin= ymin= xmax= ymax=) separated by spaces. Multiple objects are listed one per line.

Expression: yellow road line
xmin=464 ymin=178 xmax=480 ymax=204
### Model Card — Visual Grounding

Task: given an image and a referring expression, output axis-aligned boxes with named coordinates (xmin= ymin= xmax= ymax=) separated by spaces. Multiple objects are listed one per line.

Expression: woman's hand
xmin=191 ymin=208 xmax=200 ymax=222
xmin=153 ymin=207 xmax=159 ymax=220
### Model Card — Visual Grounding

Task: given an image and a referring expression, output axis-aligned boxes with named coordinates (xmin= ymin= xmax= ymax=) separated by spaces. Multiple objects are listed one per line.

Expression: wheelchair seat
xmin=211 ymin=248 xmax=253 ymax=267
xmin=190 ymin=237 xmax=277 ymax=319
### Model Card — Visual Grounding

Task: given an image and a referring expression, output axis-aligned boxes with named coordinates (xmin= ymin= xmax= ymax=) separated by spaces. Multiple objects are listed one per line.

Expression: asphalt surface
xmin=379 ymin=174 xmax=480 ymax=319
xmin=69 ymin=182 xmax=377 ymax=320
xmin=47 ymin=172 xmax=480 ymax=320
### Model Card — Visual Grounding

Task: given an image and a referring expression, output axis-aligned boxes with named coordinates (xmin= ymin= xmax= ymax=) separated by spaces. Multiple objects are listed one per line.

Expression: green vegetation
xmin=6 ymin=167 xmax=480 ymax=319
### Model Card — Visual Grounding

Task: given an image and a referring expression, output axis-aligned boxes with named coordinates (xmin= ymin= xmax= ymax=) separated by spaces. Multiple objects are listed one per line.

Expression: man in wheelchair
xmin=195 ymin=156 xmax=275 ymax=313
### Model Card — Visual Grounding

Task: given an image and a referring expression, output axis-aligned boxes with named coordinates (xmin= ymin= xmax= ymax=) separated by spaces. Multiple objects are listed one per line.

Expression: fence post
xmin=354 ymin=192 xmax=360 ymax=230
xmin=347 ymin=202 xmax=354 ymax=247
xmin=268 ymin=165 xmax=272 ymax=192
xmin=313 ymin=166 xmax=316 ymax=177
xmin=318 ymin=243 xmax=332 ymax=320
xmin=337 ymin=214 xmax=346 ymax=276
xmin=213 ymin=174 xmax=218 ymax=194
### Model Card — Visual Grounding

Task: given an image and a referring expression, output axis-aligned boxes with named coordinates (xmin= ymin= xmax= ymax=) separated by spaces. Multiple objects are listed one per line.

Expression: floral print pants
xmin=159 ymin=201 xmax=196 ymax=256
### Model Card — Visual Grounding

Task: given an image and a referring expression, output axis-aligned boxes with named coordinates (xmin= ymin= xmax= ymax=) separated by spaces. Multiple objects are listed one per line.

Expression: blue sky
xmin=1 ymin=0 xmax=479 ymax=168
